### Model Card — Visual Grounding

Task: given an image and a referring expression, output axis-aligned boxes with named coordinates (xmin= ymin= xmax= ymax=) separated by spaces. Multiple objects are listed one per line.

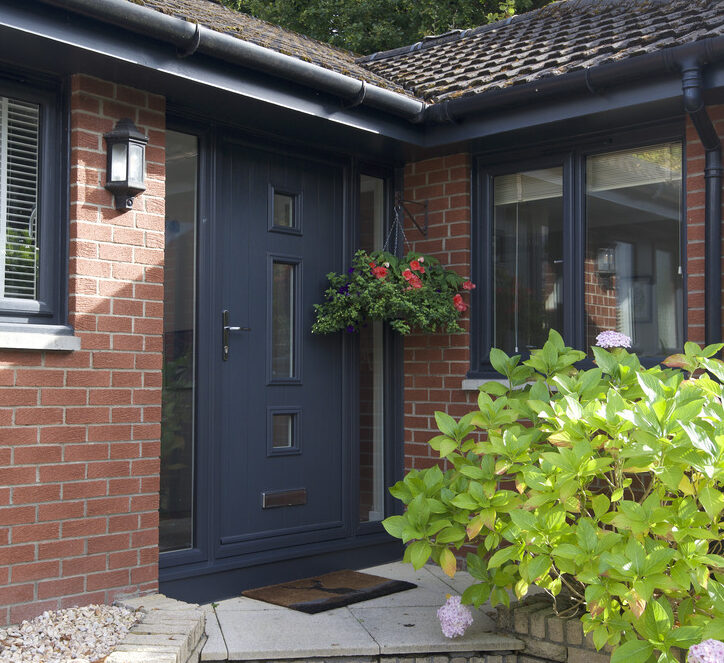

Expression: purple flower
xmin=348 ymin=268 xmax=355 ymax=275
xmin=338 ymin=284 xmax=350 ymax=295
xmin=595 ymin=330 xmax=632 ymax=349
xmin=346 ymin=325 xmax=356 ymax=333
xmin=437 ymin=595 xmax=473 ymax=638
xmin=688 ymin=639 xmax=724 ymax=663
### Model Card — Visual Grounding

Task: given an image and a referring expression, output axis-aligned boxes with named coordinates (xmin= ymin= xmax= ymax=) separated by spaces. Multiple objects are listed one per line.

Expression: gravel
xmin=0 ymin=604 xmax=142 ymax=663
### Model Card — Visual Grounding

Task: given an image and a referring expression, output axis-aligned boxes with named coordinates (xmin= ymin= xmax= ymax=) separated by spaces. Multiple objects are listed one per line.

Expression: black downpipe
xmin=681 ymin=61 xmax=723 ymax=346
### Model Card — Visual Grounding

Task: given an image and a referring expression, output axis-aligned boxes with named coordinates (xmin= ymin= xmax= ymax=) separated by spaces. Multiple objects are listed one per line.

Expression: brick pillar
xmin=0 ymin=74 xmax=165 ymax=624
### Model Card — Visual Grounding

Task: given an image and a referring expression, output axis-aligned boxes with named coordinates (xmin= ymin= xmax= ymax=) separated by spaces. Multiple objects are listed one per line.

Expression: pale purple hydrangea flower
xmin=437 ymin=595 xmax=473 ymax=638
xmin=595 ymin=330 xmax=632 ymax=349
xmin=689 ymin=639 xmax=724 ymax=663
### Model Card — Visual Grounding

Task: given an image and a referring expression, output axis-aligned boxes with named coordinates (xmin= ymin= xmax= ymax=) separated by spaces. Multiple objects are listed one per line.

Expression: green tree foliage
xmin=383 ymin=332 xmax=724 ymax=662
xmin=221 ymin=0 xmax=553 ymax=55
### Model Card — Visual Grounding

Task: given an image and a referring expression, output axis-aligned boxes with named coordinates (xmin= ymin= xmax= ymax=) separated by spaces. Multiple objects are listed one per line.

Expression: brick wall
xmin=0 ymin=74 xmax=165 ymax=624
xmin=685 ymin=105 xmax=724 ymax=345
xmin=402 ymin=154 xmax=476 ymax=472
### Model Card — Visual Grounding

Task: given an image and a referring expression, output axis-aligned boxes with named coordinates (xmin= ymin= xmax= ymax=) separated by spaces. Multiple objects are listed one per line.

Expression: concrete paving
xmin=201 ymin=561 xmax=524 ymax=661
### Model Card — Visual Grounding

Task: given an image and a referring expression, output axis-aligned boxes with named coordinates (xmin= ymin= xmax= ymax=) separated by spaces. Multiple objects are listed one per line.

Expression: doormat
xmin=242 ymin=569 xmax=417 ymax=614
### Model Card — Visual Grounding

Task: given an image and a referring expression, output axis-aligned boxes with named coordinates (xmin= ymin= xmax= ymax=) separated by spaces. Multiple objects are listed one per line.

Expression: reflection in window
xmin=272 ymin=413 xmax=295 ymax=449
xmin=359 ymin=175 xmax=385 ymax=523
xmin=271 ymin=262 xmax=295 ymax=378
xmin=161 ymin=130 xmax=198 ymax=553
xmin=585 ymin=143 xmax=683 ymax=357
xmin=493 ymin=168 xmax=564 ymax=354
xmin=273 ymin=192 xmax=295 ymax=228
xmin=1 ymin=96 xmax=39 ymax=301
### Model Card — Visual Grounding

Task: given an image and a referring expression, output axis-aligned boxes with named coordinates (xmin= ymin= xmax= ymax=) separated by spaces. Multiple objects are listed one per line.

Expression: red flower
xmin=369 ymin=262 xmax=376 ymax=268
xmin=402 ymin=269 xmax=414 ymax=281
xmin=409 ymin=259 xmax=421 ymax=271
xmin=453 ymin=293 xmax=468 ymax=312
xmin=462 ymin=281 xmax=476 ymax=290
xmin=372 ymin=266 xmax=388 ymax=279
xmin=409 ymin=275 xmax=423 ymax=289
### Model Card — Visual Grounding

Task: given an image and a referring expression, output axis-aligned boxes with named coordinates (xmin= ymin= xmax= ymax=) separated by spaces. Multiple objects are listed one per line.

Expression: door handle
xmin=222 ymin=310 xmax=251 ymax=361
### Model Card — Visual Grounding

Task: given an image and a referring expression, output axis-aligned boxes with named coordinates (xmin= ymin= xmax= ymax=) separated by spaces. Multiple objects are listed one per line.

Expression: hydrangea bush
xmin=383 ymin=331 xmax=724 ymax=663
xmin=437 ymin=594 xmax=474 ymax=638
xmin=312 ymin=249 xmax=474 ymax=335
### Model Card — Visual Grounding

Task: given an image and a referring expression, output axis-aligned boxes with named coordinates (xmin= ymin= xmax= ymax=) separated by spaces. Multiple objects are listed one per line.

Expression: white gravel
xmin=0 ymin=604 xmax=142 ymax=663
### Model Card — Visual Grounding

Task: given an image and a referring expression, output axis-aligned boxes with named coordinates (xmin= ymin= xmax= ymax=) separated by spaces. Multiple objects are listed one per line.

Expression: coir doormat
xmin=242 ymin=569 xmax=417 ymax=614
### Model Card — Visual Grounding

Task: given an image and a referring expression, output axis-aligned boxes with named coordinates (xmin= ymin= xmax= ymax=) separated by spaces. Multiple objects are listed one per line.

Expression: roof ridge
xmin=356 ymin=0 xmax=678 ymax=64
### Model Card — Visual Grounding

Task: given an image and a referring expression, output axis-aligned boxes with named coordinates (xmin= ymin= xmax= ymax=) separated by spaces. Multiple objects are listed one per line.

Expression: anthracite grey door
xmin=212 ymin=138 xmax=347 ymax=563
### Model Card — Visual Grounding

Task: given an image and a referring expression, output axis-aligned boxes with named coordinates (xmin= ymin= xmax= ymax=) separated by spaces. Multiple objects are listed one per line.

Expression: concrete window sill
xmin=0 ymin=326 xmax=81 ymax=351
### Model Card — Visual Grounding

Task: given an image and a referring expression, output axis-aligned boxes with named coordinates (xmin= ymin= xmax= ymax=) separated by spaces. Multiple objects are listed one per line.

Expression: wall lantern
xmin=104 ymin=118 xmax=148 ymax=210
xmin=597 ymin=246 xmax=616 ymax=278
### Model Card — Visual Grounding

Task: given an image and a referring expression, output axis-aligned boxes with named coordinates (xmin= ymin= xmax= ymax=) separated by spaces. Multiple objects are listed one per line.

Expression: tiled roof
xmin=131 ymin=0 xmax=410 ymax=95
xmin=358 ymin=0 xmax=724 ymax=104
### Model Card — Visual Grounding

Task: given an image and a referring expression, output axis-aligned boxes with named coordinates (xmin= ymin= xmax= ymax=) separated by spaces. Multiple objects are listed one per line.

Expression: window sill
xmin=461 ymin=378 xmax=508 ymax=391
xmin=0 ymin=326 xmax=81 ymax=351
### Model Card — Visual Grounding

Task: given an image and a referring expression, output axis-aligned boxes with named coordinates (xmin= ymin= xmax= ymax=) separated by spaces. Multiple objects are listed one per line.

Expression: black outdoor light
xmin=104 ymin=118 xmax=148 ymax=210
xmin=597 ymin=246 xmax=616 ymax=278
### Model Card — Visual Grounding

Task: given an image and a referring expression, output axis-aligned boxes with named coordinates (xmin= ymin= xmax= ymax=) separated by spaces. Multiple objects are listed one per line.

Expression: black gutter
xmin=680 ymin=60 xmax=723 ymax=346
xmin=35 ymin=0 xmax=426 ymax=121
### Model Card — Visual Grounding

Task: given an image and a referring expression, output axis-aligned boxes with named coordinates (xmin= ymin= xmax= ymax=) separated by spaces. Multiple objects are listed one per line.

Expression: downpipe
xmin=681 ymin=61 xmax=723 ymax=346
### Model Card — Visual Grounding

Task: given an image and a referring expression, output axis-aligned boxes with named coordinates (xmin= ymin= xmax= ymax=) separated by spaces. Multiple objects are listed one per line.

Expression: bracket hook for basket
xmin=394 ymin=192 xmax=428 ymax=238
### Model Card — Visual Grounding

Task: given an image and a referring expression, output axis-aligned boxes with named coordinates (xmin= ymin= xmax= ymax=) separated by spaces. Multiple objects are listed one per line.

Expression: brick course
xmin=0 ymin=75 xmax=164 ymax=625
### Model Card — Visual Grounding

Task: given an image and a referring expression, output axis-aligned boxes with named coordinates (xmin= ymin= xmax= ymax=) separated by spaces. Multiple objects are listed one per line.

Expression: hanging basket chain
xmin=382 ymin=202 xmax=409 ymax=255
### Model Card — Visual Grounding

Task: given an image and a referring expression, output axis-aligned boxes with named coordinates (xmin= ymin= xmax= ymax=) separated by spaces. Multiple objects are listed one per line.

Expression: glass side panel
xmin=493 ymin=167 xmax=564 ymax=354
xmin=1 ymin=96 xmax=40 ymax=301
xmin=271 ymin=262 xmax=295 ymax=378
xmin=359 ymin=174 xmax=385 ymax=523
xmin=272 ymin=413 xmax=295 ymax=449
xmin=160 ymin=130 xmax=198 ymax=553
xmin=585 ymin=142 xmax=683 ymax=357
xmin=273 ymin=192 xmax=295 ymax=228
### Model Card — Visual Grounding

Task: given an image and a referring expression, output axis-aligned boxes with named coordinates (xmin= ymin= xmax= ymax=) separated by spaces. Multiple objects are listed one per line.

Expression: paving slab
xmin=217 ymin=607 xmax=379 ymax=660
xmin=349 ymin=605 xmax=518 ymax=655
xmin=355 ymin=564 xmax=458 ymax=608
xmin=201 ymin=606 xmax=228 ymax=661
xmin=425 ymin=566 xmax=475 ymax=596
xmin=213 ymin=596 xmax=288 ymax=612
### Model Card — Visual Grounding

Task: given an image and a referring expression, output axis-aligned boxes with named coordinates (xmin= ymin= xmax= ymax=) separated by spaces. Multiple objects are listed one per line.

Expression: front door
xmin=212 ymin=137 xmax=347 ymax=563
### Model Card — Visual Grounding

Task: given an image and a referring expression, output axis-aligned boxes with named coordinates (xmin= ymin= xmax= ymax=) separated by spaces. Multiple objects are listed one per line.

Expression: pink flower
xmin=688 ymin=640 xmax=724 ymax=663
xmin=462 ymin=281 xmax=476 ymax=290
xmin=409 ymin=276 xmax=423 ymax=289
xmin=372 ymin=266 xmax=388 ymax=279
xmin=402 ymin=269 xmax=414 ymax=281
xmin=437 ymin=595 xmax=473 ymax=638
xmin=453 ymin=294 xmax=467 ymax=312
xmin=409 ymin=259 xmax=425 ymax=273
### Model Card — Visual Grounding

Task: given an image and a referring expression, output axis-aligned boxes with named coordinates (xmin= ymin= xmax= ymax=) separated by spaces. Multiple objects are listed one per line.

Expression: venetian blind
xmin=494 ymin=168 xmax=563 ymax=205
xmin=0 ymin=96 xmax=39 ymax=300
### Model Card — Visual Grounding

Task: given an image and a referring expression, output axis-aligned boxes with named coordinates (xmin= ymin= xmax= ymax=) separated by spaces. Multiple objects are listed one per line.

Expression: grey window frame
xmin=0 ymin=73 xmax=68 ymax=330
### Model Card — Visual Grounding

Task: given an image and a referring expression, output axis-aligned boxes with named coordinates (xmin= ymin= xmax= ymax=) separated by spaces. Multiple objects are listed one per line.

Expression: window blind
xmin=0 ymin=95 xmax=39 ymax=300
xmin=494 ymin=168 xmax=563 ymax=206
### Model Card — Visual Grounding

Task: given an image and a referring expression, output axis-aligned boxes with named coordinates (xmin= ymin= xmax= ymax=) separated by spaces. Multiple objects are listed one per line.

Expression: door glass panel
xmin=161 ymin=130 xmax=198 ymax=553
xmin=493 ymin=167 xmax=564 ymax=354
xmin=271 ymin=261 xmax=295 ymax=378
xmin=273 ymin=192 xmax=295 ymax=228
xmin=585 ymin=143 xmax=683 ymax=356
xmin=272 ymin=413 xmax=295 ymax=449
xmin=359 ymin=175 xmax=385 ymax=523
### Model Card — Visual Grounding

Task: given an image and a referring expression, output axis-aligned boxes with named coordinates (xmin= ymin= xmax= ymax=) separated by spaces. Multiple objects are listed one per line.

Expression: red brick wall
xmin=402 ymin=154 xmax=477 ymax=472
xmin=0 ymin=74 xmax=165 ymax=624
xmin=685 ymin=106 xmax=724 ymax=345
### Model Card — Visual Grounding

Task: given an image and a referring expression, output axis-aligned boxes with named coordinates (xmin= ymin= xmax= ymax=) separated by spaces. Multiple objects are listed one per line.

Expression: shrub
xmin=383 ymin=331 xmax=724 ymax=663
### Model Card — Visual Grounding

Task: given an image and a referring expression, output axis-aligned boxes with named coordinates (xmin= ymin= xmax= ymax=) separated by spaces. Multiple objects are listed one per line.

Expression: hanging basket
xmin=311 ymin=250 xmax=475 ymax=335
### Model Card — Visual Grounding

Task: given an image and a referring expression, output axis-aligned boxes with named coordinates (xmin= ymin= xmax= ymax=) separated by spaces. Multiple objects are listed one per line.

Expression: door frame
xmin=159 ymin=115 xmax=405 ymax=601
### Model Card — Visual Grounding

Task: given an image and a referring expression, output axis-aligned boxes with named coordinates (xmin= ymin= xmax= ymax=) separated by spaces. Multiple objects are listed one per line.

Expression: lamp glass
xmin=110 ymin=143 xmax=128 ymax=182
xmin=128 ymin=143 xmax=145 ymax=187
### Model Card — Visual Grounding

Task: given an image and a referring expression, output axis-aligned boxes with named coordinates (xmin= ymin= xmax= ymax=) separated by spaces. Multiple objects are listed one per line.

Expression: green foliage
xmin=312 ymin=249 xmax=472 ymax=335
xmin=221 ymin=0 xmax=553 ymax=55
xmin=383 ymin=331 xmax=724 ymax=661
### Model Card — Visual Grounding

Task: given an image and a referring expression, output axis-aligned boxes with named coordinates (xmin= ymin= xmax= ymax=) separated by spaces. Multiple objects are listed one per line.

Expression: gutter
xmin=34 ymin=0 xmax=426 ymax=122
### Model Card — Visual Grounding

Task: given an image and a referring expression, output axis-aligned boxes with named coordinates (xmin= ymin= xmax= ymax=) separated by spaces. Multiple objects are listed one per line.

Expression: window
xmin=474 ymin=133 xmax=683 ymax=372
xmin=0 ymin=80 xmax=65 ymax=330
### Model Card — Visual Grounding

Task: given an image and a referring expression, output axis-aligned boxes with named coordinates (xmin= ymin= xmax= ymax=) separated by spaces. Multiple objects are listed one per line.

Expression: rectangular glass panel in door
xmin=271 ymin=261 xmax=295 ymax=379
xmin=585 ymin=143 xmax=683 ymax=356
xmin=160 ymin=130 xmax=198 ymax=552
xmin=493 ymin=168 xmax=564 ymax=354
xmin=359 ymin=174 xmax=385 ymax=523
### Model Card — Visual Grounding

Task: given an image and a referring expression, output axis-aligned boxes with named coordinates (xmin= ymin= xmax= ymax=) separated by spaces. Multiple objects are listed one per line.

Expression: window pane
xmin=271 ymin=262 xmax=295 ymax=378
xmin=493 ymin=167 xmax=564 ymax=354
xmin=359 ymin=174 xmax=386 ymax=523
xmin=585 ymin=143 xmax=683 ymax=356
xmin=161 ymin=130 xmax=198 ymax=553
xmin=273 ymin=192 xmax=295 ymax=228
xmin=272 ymin=413 xmax=294 ymax=449
xmin=1 ymin=96 xmax=39 ymax=300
